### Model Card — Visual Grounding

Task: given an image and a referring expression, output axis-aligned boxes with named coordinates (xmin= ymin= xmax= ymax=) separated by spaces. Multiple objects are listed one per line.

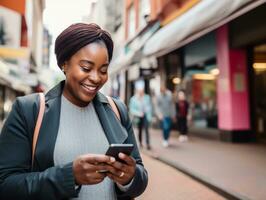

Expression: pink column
xmin=216 ymin=25 xmax=250 ymax=141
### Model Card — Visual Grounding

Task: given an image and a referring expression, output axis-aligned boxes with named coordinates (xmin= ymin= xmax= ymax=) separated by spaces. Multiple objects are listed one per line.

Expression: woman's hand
xmin=73 ymin=154 xmax=115 ymax=185
xmin=106 ymin=153 xmax=136 ymax=185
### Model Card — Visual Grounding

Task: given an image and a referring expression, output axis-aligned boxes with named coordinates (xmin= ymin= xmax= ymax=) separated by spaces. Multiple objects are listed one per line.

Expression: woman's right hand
xmin=73 ymin=154 xmax=115 ymax=185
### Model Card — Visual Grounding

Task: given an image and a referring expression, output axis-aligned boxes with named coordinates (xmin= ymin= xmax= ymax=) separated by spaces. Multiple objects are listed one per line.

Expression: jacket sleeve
xmin=0 ymin=98 xmax=78 ymax=200
xmin=145 ymin=95 xmax=153 ymax=122
xmin=113 ymin=99 xmax=148 ymax=199
xmin=129 ymin=96 xmax=142 ymax=117
xmin=154 ymin=95 xmax=162 ymax=118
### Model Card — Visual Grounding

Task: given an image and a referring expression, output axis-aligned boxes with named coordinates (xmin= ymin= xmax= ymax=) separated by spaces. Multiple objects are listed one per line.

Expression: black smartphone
xmin=105 ymin=144 xmax=134 ymax=162
xmin=96 ymin=144 xmax=134 ymax=173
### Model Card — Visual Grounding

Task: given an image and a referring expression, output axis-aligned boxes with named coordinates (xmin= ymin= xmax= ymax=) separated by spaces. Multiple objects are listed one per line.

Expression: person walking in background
xmin=155 ymin=85 xmax=176 ymax=147
xmin=129 ymin=82 xmax=152 ymax=150
xmin=176 ymin=90 xmax=190 ymax=142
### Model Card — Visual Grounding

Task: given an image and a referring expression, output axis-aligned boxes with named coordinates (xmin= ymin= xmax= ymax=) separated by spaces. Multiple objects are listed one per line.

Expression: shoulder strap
xmin=111 ymin=98 xmax=128 ymax=127
xmin=32 ymin=93 xmax=45 ymax=167
xmin=106 ymin=96 xmax=121 ymax=121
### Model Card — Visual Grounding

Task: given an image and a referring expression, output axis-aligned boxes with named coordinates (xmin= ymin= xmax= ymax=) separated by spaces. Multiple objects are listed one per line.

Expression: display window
xmin=185 ymin=66 xmax=218 ymax=128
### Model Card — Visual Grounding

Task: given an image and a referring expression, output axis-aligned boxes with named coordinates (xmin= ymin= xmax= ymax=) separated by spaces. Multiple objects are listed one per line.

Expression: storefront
xmin=142 ymin=0 xmax=266 ymax=140
xmin=229 ymin=3 xmax=266 ymax=141
xmin=0 ymin=82 xmax=24 ymax=122
xmin=139 ymin=0 xmax=266 ymax=141
xmin=156 ymin=50 xmax=182 ymax=93
xmin=0 ymin=59 xmax=32 ymax=123
xmin=183 ymin=32 xmax=218 ymax=129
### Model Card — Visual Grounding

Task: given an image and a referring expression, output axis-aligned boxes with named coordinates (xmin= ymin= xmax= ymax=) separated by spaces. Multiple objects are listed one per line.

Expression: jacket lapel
xmin=34 ymin=82 xmax=128 ymax=170
xmin=93 ymin=93 xmax=128 ymax=144
xmin=34 ymin=83 xmax=63 ymax=170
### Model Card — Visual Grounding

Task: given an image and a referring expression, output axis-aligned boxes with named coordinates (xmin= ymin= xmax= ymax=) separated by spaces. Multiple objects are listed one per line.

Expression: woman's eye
xmin=80 ymin=66 xmax=91 ymax=72
xmin=100 ymin=67 xmax=108 ymax=74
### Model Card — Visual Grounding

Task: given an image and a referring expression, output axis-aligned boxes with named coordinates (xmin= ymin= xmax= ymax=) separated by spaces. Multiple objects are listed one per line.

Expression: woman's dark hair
xmin=54 ymin=23 xmax=113 ymax=68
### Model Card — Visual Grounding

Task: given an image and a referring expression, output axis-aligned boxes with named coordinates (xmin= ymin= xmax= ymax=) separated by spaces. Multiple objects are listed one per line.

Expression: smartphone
xmin=96 ymin=144 xmax=134 ymax=173
xmin=105 ymin=144 xmax=134 ymax=162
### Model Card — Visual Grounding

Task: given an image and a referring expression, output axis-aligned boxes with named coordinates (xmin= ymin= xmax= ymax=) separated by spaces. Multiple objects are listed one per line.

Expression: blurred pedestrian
xmin=155 ymin=85 xmax=176 ymax=147
xmin=129 ymin=82 xmax=152 ymax=150
xmin=0 ymin=23 xmax=148 ymax=200
xmin=176 ymin=90 xmax=190 ymax=142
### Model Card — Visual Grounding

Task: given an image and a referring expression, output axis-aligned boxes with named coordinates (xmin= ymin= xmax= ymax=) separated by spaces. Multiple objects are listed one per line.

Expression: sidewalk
xmin=141 ymin=128 xmax=266 ymax=200
xmin=138 ymin=153 xmax=226 ymax=200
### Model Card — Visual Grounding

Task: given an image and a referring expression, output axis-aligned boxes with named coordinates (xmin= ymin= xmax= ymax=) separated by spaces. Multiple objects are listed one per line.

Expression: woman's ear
xmin=62 ymin=62 xmax=67 ymax=73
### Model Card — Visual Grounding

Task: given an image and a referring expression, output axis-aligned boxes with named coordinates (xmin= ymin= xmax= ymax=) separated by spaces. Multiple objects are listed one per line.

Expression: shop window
xmin=185 ymin=66 xmax=218 ymax=128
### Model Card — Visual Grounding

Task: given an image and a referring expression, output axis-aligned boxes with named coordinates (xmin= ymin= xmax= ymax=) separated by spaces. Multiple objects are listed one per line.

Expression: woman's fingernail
xmin=110 ymin=157 xmax=116 ymax=163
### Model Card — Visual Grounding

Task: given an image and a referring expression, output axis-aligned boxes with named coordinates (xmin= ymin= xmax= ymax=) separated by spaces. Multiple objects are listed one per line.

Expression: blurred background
xmin=1 ymin=0 xmax=266 ymax=199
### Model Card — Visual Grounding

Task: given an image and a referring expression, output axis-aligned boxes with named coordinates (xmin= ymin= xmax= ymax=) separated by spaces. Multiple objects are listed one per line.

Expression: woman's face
xmin=178 ymin=91 xmax=185 ymax=100
xmin=63 ymin=42 xmax=109 ymax=107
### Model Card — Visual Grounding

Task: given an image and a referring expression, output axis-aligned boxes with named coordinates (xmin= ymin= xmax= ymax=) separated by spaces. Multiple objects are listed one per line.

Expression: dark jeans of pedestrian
xmin=161 ymin=117 xmax=172 ymax=140
xmin=177 ymin=117 xmax=187 ymax=135
xmin=137 ymin=115 xmax=150 ymax=147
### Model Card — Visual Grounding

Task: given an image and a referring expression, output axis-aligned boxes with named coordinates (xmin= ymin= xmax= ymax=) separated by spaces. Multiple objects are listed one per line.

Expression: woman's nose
xmin=89 ymin=71 xmax=100 ymax=83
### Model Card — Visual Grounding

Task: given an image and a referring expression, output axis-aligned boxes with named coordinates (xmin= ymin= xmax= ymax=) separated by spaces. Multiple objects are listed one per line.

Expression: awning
xmin=109 ymin=50 xmax=135 ymax=75
xmin=109 ymin=22 xmax=160 ymax=75
xmin=0 ymin=59 xmax=32 ymax=93
xmin=143 ymin=0 xmax=266 ymax=57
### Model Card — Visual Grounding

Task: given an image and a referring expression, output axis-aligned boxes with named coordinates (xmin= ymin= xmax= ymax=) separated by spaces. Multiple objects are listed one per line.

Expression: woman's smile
xmin=80 ymin=83 xmax=98 ymax=95
xmin=62 ymin=42 xmax=109 ymax=107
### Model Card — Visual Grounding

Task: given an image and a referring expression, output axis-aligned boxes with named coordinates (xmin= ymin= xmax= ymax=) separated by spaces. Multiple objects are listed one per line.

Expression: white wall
xmin=0 ymin=6 xmax=21 ymax=47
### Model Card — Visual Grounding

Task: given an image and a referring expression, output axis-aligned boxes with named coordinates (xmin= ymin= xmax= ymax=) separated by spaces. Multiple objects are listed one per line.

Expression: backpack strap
xmin=32 ymin=93 xmax=45 ymax=167
xmin=106 ymin=96 xmax=121 ymax=121
xmin=111 ymin=98 xmax=128 ymax=127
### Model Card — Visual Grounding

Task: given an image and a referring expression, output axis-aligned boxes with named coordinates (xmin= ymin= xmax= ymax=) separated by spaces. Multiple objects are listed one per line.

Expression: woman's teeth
xmin=83 ymin=84 xmax=97 ymax=91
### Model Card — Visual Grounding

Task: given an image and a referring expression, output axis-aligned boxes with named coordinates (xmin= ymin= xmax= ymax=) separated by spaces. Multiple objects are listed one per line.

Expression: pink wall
xmin=216 ymin=25 xmax=250 ymax=130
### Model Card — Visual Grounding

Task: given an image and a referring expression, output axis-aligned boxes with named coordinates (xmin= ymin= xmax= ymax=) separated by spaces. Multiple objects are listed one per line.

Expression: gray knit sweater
xmin=54 ymin=95 xmax=117 ymax=200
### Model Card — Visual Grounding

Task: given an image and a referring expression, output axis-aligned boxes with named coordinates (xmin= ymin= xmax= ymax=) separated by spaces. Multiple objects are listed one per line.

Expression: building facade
xmin=0 ymin=0 xmax=46 ymax=124
xmin=106 ymin=0 xmax=266 ymax=142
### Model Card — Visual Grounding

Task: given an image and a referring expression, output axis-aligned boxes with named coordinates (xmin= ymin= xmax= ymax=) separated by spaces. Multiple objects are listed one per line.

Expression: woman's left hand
xmin=106 ymin=153 xmax=136 ymax=185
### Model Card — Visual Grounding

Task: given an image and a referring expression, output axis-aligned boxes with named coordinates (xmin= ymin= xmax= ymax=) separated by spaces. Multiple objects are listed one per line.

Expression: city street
xmin=138 ymin=128 xmax=266 ymax=200
xmin=138 ymin=153 xmax=226 ymax=200
xmin=1 ymin=0 xmax=266 ymax=199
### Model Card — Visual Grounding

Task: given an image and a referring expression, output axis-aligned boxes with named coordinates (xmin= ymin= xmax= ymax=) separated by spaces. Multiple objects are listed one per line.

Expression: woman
xmin=175 ymin=90 xmax=190 ymax=142
xmin=129 ymin=83 xmax=152 ymax=150
xmin=0 ymin=23 xmax=148 ymax=200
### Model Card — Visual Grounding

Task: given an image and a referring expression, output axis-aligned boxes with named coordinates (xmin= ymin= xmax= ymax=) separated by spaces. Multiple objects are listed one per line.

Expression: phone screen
xmin=105 ymin=144 xmax=134 ymax=162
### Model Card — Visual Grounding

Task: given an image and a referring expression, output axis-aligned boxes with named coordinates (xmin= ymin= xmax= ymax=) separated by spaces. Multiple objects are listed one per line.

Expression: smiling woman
xmin=54 ymin=24 xmax=112 ymax=106
xmin=64 ymin=44 xmax=109 ymax=103
xmin=63 ymin=42 xmax=109 ymax=106
xmin=0 ymin=23 xmax=148 ymax=200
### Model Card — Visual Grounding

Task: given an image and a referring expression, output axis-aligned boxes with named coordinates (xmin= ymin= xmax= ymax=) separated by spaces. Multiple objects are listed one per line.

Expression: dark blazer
xmin=0 ymin=81 xmax=148 ymax=200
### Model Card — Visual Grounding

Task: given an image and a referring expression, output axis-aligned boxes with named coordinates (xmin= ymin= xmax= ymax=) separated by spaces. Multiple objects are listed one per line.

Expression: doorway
xmin=253 ymin=44 xmax=266 ymax=141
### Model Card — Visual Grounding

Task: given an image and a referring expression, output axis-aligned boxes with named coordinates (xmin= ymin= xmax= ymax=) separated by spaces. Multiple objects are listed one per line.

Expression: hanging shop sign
xmin=140 ymin=68 xmax=156 ymax=77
